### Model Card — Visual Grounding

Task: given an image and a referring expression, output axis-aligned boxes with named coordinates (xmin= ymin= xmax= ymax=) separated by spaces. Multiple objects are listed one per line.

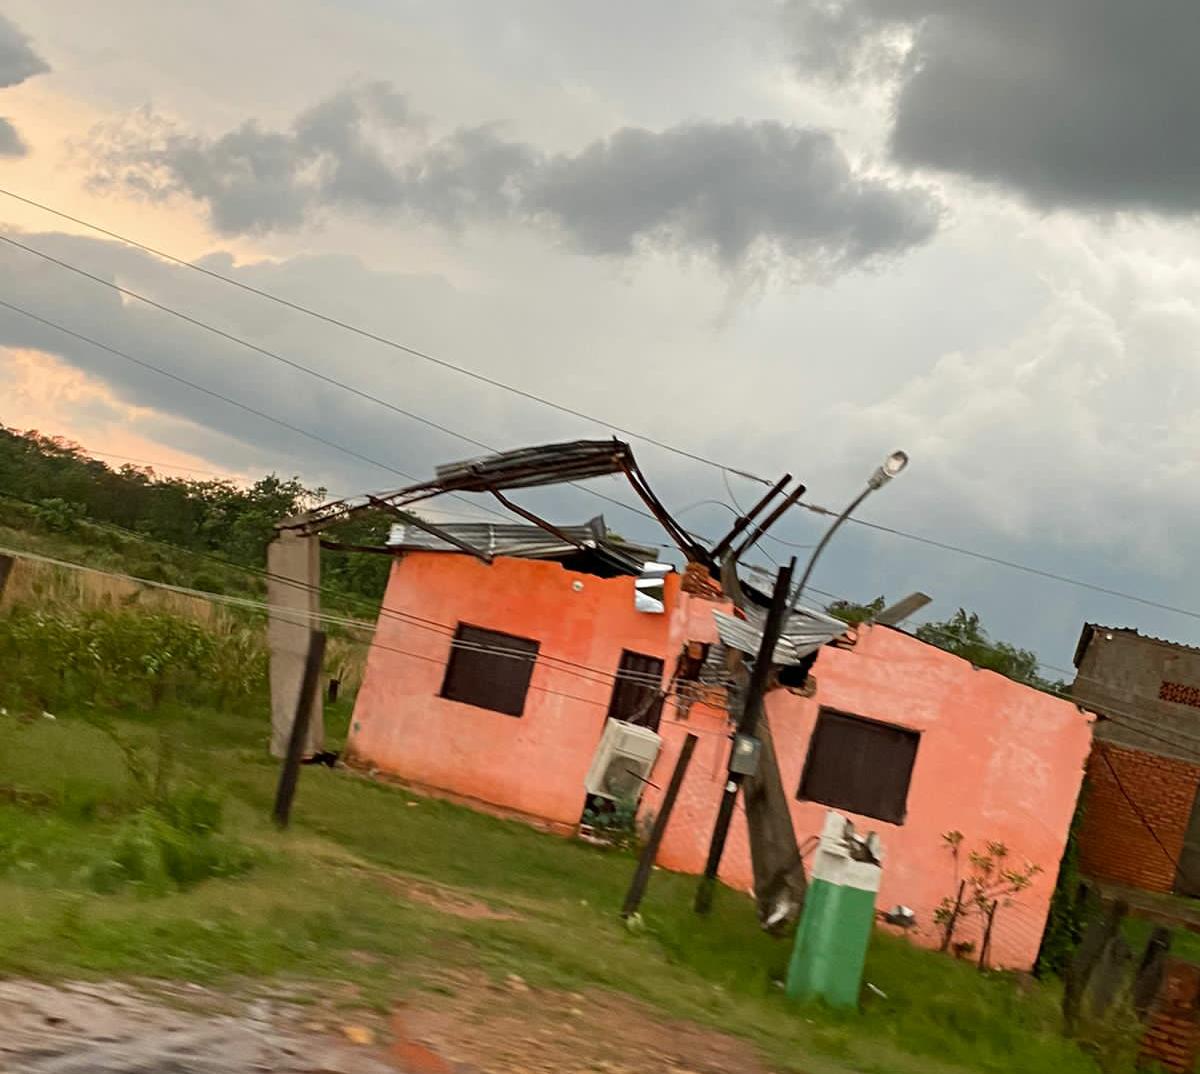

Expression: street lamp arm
xmin=789 ymin=484 xmax=873 ymax=614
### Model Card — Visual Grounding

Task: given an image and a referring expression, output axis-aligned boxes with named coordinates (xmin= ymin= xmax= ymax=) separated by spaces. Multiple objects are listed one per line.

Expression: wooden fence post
xmin=941 ymin=880 xmax=966 ymax=952
xmin=622 ymin=733 xmax=698 ymax=918
xmin=978 ymin=900 xmax=999 ymax=971
xmin=273 ymin=630 xmax=326 ymax=829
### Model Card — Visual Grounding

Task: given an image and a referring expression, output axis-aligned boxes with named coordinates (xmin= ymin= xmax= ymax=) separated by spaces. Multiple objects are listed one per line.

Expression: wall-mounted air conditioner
xmin=584 ymin=719 xmax=662 ymax=802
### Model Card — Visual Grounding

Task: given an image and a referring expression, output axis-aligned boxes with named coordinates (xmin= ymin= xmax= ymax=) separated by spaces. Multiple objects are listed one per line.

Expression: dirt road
xmin=0 ymin=975 xmax=778 ymax=1074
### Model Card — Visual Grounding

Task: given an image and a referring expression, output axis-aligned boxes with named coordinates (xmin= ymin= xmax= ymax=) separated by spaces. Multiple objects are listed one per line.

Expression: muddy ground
xmin=0 ymin=974 xmax=779 ymax=1074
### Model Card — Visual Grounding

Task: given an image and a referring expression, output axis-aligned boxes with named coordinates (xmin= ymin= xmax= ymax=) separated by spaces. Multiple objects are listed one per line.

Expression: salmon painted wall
xmin=347 ymin=553 xmax=678 ymax=828
xmin=641 ymin=599 xmax=1095 ymax=971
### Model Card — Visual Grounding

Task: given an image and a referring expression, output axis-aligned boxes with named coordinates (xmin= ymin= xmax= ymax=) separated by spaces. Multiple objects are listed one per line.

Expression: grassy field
xmin=0 ymin=687 xmax=1128 ymax=1074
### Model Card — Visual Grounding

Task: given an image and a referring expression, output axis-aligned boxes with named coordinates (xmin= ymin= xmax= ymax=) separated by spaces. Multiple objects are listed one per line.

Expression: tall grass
xmin=0 ymin=552 xmax=368 ymax=698
xmin=0 ymin=605 xmax=268 ymax=714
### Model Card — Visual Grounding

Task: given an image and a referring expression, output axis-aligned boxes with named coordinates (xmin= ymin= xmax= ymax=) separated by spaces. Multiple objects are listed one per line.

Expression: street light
xmin=790 ymin=450 xmax=909 ymax=614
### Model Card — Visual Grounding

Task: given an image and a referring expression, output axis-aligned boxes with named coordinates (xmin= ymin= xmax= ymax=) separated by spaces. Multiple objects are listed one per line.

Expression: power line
xmin=0 ymin=502 xmax=671 ymax=689
xmin=13 ymin=196 xmax=1199 ymax=642
xmin=0 ymin=188 xmax=771 ymax=485
xmin=0 ymin=297 xmax=418 ymax=480
xmin=60 ymin=449 xmax=237 ymax=479
xmin=816 ymin=504 xmax=1200 ymax=627
xmin=0 ymin=233 xmax=725 ymax=540
xmin=722 ymin=468 xmax=813 ymax=551
xmin=0 ymin=297 xmax=513 ymax=527
xmin=0 ymin=543 xmax=669 ymax=691
xmin=1096 ymin=745 xmax=1200 ymax=890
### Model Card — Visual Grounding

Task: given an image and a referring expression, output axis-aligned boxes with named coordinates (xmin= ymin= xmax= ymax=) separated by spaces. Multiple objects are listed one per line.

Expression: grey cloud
xmin=88 ymin=82 xmax=424 ymax=234
xmin=0 ymin=13 xmax=50 ymax=157
xmin=85 ymin=83 xmax=940 ymax=272
xmin=0 ymin=13 xmax=47 ymax=88
xmin=784 ymin=0 xmax=1200 ymax=214
xmin=0 ymin=117 xmax=26 ymax=156
xmin=526 ymin=120 xmax=940 ymax=269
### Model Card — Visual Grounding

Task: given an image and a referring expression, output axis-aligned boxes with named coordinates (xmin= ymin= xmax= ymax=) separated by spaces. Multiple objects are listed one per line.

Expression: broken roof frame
xmin=279 ymin=437 xmax=806 ymax=574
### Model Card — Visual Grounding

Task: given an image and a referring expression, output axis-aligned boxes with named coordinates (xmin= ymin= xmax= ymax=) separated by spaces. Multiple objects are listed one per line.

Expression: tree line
xmin=0 ymin=426 xmax=391 ymax=602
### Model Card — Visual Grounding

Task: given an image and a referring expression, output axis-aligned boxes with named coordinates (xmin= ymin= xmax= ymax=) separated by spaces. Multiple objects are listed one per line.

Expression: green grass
xmin=0 ymin=701 xmax=1117 ymax=1074
xmin=1122 ymin=909 xmax=1200 ymax=965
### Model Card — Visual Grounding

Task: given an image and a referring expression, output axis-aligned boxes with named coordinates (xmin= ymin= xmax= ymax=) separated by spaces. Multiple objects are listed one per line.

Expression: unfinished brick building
xmin=1073 ymin=625 xmax=1200 ymax=896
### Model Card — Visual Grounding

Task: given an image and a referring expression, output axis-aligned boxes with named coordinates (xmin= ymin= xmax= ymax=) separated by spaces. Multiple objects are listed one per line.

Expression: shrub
xmin=88 ymin=788 xmax=254 ymax=895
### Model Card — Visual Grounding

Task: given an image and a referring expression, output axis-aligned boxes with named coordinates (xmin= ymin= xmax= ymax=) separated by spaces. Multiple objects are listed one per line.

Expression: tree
xmin=0 ymin=425 xmax=393 ymax=603
xmin=826 ymin=596 xmax=886 ymax=625
xmin=916 ymin=608 xmax=1057 ymax=690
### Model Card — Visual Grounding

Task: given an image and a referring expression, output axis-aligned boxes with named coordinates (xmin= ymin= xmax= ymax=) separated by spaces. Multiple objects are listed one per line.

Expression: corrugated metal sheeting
xmin=711 ymin=604 xmax=849 ymax=665
xmin=386 ymin=517 xmax=658 ymax=576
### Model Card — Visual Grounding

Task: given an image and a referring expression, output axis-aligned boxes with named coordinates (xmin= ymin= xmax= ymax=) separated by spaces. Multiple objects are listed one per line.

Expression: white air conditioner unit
xmin=584 ymin=719 xmax=662 ymax=803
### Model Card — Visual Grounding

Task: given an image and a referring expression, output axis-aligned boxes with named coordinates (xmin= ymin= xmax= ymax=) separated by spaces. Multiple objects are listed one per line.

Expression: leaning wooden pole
xmin=622 ymin=732 xmax=699 ymax=918
xmin=694 ymin=559 xmax=795 ymax=914
xmin=273 ymin=630 xmax=326 ymax=829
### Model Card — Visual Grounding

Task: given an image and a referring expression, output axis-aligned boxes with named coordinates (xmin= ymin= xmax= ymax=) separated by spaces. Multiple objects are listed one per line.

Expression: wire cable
xmin=1096 ymin=745 xmax=1200 ymax=889
xmin=0 ymin=542 xmax=669 ymax=690
xmin=0 ymin=297 xmax=518 ymax=527
xmin=0 ymin=190 xmax=771 ymax=484
xmin=0 ymin=235 xmax=728 ymax=540
xmin=12 ymin=195 xmax=1194 ymax=633
xmin=812 ymin=504 xmax=1200 ymax=626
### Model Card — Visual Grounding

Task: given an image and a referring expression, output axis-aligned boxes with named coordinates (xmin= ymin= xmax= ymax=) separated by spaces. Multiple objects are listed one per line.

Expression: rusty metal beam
xmin=618 ymin=458 xmax=709 ymax=565
xmin=486 ymin=487 xmax=590 ymax=551
xmin=368 ymin=497 xmax=493 ymax=564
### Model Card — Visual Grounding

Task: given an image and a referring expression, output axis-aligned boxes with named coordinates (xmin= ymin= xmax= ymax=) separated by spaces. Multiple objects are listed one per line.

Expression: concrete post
xmin=267 ymin=530 xmax=324 ymax=758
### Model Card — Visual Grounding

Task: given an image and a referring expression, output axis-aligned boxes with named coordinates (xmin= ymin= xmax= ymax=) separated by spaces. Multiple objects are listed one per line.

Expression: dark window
xmin=440 ymin=623 xmax=540 ymax=717
xmin=797 ymin=708 xmax=919 ymax=825
xmin=606 ymin=650 xmax=665 ymax=730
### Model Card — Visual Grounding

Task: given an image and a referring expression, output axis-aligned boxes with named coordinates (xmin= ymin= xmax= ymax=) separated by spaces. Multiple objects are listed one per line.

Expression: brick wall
xmin=1141 ymin=959 xmax=1200 ymax=1074
xmin=1077 ymin=742 xmax=1200 ymax=893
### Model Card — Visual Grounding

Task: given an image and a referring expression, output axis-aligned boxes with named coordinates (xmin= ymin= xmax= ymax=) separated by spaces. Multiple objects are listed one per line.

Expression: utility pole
xmin=694 ymin=557 xmax=795 ymax=914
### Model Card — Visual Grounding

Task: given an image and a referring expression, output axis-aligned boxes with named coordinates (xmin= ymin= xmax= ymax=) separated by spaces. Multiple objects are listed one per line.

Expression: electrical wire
xmin=11 ymin=195 xmax=1197 ymax=637
xmin=0 ymin=542 xmax=669 ymax=690
xmin=0 ymin=239 xmax=729 ymax=541
xmin=0 ymin=297 xmax=520 ymax=527
xmin=813 ymin=503 xmax=1200 ymax=627
xmin=1096 ymin=745 xmax=1200 ymax=890
xmin=0 ymin=188 xmax=771 ymax=485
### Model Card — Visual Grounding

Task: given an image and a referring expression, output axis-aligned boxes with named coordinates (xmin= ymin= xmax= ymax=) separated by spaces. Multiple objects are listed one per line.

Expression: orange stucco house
xmin=347 ymin=526 xmax=1094 ymax=970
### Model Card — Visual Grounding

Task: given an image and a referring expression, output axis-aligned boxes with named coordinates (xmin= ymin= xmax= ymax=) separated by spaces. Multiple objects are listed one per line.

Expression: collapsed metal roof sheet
xmin=432 ymin=439 xmax=634 ymax=493
xmin=386 ymin=516 xmax=659 ymax=576
xmin=712 ymin=605 xmax=849 ymax=665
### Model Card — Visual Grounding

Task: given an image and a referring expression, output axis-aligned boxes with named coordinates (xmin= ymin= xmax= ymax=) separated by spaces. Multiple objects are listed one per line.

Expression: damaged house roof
xmin=712 ymin=604 xmax=850 ymax=666
xmin=387 ymin=516 xmax=661 ymax=578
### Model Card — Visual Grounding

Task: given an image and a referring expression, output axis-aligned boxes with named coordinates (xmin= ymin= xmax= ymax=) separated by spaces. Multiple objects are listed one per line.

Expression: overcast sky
xmin=2 ymin=0 xmax=1199 ymax=671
